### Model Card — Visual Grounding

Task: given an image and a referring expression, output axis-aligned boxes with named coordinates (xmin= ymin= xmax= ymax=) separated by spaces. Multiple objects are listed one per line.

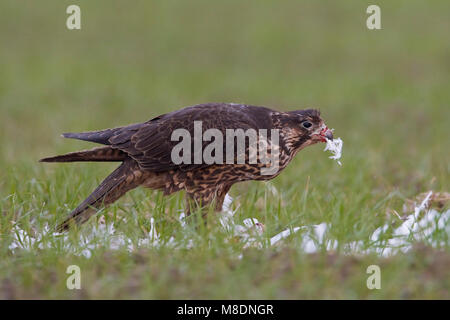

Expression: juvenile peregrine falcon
xmin=40 ymin=103 xmax=333 ymax=231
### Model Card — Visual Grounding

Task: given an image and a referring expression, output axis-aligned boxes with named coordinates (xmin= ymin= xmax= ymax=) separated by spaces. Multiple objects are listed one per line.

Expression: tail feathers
xmin=40 ymin=147 xmax=127 ymax=163
xmin=56 ymin=160 xmax=141 ymax=232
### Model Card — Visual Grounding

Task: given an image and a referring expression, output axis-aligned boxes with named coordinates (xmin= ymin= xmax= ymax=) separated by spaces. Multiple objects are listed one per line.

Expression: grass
xmin=0 ymin=0 xmax=449 ymax=299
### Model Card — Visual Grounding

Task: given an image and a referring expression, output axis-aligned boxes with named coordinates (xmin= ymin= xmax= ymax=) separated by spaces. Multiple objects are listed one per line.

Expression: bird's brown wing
xmin=109 ymin=103 xmax=274 ymax=172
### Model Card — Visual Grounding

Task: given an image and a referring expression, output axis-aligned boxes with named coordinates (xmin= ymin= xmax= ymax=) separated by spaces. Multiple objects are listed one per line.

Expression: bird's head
xmin=280 ymin=109 xmax=333 ymax=152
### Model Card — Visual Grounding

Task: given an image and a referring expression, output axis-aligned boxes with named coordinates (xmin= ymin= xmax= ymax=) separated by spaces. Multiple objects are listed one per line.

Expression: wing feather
xmin=108 ymin=103 xmax=275 ymax=172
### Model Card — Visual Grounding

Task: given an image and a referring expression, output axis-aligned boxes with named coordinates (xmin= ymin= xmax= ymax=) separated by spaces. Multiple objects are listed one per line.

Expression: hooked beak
xmin=319 ymin=126 xmax=333 ymax=142
xmin=324 ymin=128 xmax=333 ymax=140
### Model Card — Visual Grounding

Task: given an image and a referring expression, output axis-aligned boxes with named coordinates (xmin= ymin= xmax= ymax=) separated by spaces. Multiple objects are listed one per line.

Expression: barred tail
xmin=39 ymin=147 xmax=127 ymax=163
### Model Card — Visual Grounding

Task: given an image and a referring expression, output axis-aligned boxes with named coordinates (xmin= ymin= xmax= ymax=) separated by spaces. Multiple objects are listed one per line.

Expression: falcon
xmin=40 ymin=103 xmax=334 ymax=231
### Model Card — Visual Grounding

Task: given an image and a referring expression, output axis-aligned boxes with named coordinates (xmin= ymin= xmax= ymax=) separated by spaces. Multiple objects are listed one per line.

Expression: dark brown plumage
xmin=40 ymin=103 xmax=333 ymax=232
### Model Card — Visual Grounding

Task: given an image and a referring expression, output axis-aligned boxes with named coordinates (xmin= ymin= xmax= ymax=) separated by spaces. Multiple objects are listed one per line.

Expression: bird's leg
xmin=184 ymin=183 xmax=232 ymax=222
xmin=183 ymin=192 xmax=211 ymax=229
xmin=213 ymin=183 xmax=232 ymax=212
xmin=184 ymin=191 xmax=212 ymax=219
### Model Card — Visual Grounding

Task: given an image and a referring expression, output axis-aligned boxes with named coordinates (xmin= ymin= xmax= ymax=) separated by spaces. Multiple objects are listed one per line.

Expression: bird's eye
xmin=302 ymin=121 xmax=312 ymax=129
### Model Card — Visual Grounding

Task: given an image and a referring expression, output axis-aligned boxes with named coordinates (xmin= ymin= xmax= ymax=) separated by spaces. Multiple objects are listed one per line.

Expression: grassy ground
xmin=0 ymin=1 xmax=449 ymax=299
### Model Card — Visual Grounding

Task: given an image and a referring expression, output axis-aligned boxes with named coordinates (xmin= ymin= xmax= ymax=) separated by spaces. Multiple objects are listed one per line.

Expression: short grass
xmin=0 ymin=0 xmax=449 ymax=299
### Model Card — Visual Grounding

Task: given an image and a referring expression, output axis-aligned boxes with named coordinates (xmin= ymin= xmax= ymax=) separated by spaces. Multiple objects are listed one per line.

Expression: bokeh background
xmin=0 ymin=1 xmax=448 ymax=298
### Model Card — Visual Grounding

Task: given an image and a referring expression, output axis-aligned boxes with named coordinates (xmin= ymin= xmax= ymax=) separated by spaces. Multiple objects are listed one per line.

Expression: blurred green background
xmin=0 ymin=1 xmax=448 ymax=299
xmin=1 ymin=1 xmax=449 ymax=188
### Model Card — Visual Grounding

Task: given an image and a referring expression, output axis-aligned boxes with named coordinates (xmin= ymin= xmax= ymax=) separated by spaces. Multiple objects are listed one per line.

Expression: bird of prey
xmin=40 ymin=103 xmax=333 ymax=232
